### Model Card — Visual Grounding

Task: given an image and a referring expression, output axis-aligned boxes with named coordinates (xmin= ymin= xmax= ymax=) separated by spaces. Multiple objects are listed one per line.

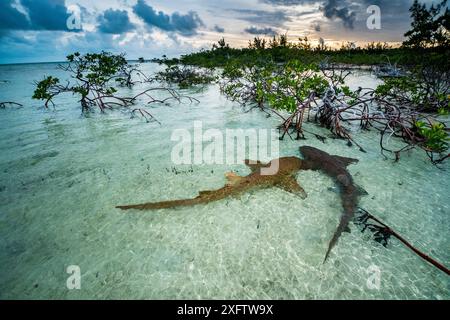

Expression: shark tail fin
xmin=323 ymin=248 xmax=333 ymax=264
xmin=323 ymin=219 xmax=348 ymax=263
xmin=323 ymin=234 xmax=339 ymax=264
xmin=116 ymin=198 xmax=202 ymax=210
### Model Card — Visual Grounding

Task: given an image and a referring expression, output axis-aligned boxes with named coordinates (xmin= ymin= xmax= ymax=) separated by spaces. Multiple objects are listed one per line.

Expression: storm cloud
xmin=259 ymin=0 xmax=318 ymax=4
xmin=0 ymin=0 xmax=30 ymax=30
xmin=98 ymin=9 xmax=135 ymax=34
xmin=245 ymin=26 xmax=278 ymax=36
xmin=321 ymin=0 xmax=356 ymax=29
xmin=214 ymin=25 xmax=225 ymax=33
xmin=21 ymin=0 xmax=72 ymax=31
xmin=0 ymin=0 xmax=73 ymax=31
xmin=261 ymin=0 xmax=416 ymax=29
xmin=230 ymin=8 xmax=292 ymax=27
xmin=132 ymin=0 xmax=204 ymax=36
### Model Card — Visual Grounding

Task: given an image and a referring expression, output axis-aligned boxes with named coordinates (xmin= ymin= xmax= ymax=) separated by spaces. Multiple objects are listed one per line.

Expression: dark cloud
xmin=361 ymin=0 xmax=413 ymax=18
xmin=0 ymin=0 xmax=75 ymax=32
xmin=214 ymin=25 xmax=225 ymax=33
xmin=21 ymin=0 xmax=72 ymax=31
xmin=230 ymin=9 xmax=292 ymax=27
xmin=0 ymin=0 xmax=30 ymax=30
xmin=171 ymin=11 xmax=204 ymax=35
xmin=259 ymin=0 xmax=318 ymax=4
xmin=344 ymin=0 xmax=414 ymax=31
xmin=260 ymin=0 xmax=357 ymax=28
xmin=133 ymin=0 xmax=172 ymax=30
xmin=261 ymin=0 xmax=415 ymax=30
xmin=98 ymin=9 xmax=134 ymax=34
xmin=133 ymin=0 xmax=204 ymax=36
xmin=245 ymin=26 xmax=278 ymax=36
xmin=321 ymin=0 xmax=356 ymax=29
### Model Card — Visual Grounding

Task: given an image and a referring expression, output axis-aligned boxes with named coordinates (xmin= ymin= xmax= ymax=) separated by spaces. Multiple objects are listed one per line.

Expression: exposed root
xmin=0 ymin=102 xmax=23 ymax=108
xmin=356 ymin=208 xmax=450 ymax=276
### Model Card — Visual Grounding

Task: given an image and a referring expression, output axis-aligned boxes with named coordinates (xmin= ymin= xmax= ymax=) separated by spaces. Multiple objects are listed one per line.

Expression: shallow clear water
xmin=0 ymin=63 xmax=448 ymax=299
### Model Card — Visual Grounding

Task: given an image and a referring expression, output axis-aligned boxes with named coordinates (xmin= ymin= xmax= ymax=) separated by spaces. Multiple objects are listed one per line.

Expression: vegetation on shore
xmin=153 ymin=42 xmax=449 ymax=70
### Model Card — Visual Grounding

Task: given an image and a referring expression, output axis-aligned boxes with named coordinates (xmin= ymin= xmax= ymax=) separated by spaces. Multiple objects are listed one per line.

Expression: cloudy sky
xmin=0 ymin=0 xmax=443 ymax=64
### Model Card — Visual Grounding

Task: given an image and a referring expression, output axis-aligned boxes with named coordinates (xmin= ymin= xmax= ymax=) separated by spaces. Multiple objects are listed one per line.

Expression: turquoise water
xmin=0 ymin=63 xmax=448 ymax=299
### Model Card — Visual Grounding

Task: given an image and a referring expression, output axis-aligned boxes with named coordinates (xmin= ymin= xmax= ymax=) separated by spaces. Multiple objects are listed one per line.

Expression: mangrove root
xmin=0 ymin=102 xmax=23 ymax=108
xmin=356 ymin=208 xmax=450 ymax=276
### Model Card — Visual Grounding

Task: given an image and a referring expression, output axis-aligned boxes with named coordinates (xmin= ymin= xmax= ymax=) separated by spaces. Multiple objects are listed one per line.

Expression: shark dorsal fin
xmin=244 ymin=159 xmax=268 ymax=172
xmin=332 ymin=155 xmax=359 ymax=167
xmin=225 ymin=172 xmax=243 ymax=186
xmin=278 ymin=177 xmax=307 ymax=199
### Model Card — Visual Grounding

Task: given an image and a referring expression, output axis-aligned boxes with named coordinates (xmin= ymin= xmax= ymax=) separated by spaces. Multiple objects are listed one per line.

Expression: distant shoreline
xmin=0 ymin=59 xmax=149 ymax=67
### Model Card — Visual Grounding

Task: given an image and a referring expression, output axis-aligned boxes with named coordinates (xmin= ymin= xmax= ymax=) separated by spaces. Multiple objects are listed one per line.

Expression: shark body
xmin=116 ymin=157 xmax=307 ymax=211
xmin=300 ymin=146 xmax=365 ymax=262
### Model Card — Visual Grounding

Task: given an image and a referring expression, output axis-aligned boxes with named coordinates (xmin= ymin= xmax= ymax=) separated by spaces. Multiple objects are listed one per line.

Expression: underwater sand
xmin=0 ymin=63 xmax=448 ymax=299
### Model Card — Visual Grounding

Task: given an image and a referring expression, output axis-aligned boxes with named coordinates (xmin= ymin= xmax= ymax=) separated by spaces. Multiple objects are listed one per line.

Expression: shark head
xmin=299 ymin=146 xmax=326 ymax=161
xmin=299 ymin=146 xmax=327 ymax=170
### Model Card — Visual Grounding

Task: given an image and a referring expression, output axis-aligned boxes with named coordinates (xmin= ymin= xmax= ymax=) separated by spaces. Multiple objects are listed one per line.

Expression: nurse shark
xmin=116 ymin=157 xmax=308 ymax=210
xmin=300 ymin=146 xmax=366 ymax=262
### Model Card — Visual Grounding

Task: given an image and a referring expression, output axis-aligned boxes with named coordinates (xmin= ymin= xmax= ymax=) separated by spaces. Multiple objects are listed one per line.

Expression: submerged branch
xmin=0 ymin=102 xmax=23 ymax=108
xmin=357 ymin=208 xmax=450 ymax=276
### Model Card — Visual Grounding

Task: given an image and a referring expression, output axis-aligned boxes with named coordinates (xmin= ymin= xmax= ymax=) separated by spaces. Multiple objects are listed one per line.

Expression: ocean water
xmin=0 ymin=63 xmax=448 ymax=299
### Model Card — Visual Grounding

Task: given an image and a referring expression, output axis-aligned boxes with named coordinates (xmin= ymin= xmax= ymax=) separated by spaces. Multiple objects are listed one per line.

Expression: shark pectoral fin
xmin=244 ymin=159 xmax=268 ymax=172
xmin=279 ymin=177 xmax=307 ymax=199
xmin=333 ymin=155 xmax=359 ymax=167
xmin=225 ymin=172 xmax=243 ymax=186
xmin=356 ymin=184 xmax=368 ymax=196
